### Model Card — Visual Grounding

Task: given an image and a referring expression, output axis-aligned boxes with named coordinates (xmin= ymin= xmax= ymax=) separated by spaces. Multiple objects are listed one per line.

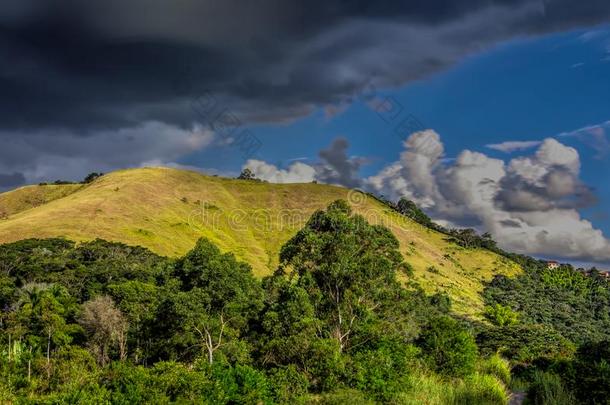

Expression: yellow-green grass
xmin=0 ymin=167 xmax=520 ymax=317
xmin=0 ymin=183 xmax=83 ymax=217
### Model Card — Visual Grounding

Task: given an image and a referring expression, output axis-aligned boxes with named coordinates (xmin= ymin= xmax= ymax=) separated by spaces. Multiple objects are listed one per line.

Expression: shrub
xmin=268 ymin=365 xmax=309 ymax=403
xmin=477 ymin=324 xmax=576 ymax=363
xmin=208 ymin=363 xmax=273 ymax=404
xmin=348 ymin=342 xmax=418 ymax=402
xmin=526 ymin=371 xmax=574 ymax=405
xmin=558 ymin=340 xmax=610 ymax=403
xmin=151 ymin=361 xmax=210 ymax=402
xmin=484 ymin=304 xmax=519 ymax=327
xmin=430 ymin=292 xmax=452 ymax=313
xmin=418 ymin=316 xmax=478 ymax=377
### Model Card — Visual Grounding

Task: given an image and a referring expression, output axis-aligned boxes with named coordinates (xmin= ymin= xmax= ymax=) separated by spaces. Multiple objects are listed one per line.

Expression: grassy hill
xmin=0 ymin=183 xmax=84 ymax=217
xmin=0 ymin=167 xmax=520 ymax=316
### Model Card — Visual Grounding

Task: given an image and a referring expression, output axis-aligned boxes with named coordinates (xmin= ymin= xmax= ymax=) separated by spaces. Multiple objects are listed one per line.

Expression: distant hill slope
xmin=0 ymin=183 xmax=83 ymax=217
xmin=0 ymin=167 xmax=520 ymax=316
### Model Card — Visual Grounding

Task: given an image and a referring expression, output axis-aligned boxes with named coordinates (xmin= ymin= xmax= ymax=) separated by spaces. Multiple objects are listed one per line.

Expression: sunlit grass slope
xmin=0 ymin=183 xmax=83 ymax=217
xmin=0 ymin=167 xmax=520 ymax=316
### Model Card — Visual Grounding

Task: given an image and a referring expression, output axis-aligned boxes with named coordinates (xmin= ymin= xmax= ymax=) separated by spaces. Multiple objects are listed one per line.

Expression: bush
xmin=556 ymin=340 xmax=610 ymax=403
xmin=477 ymin=324 xmax=576 ymax=363
xmin=418 ymin=316 xmax=478 ymax=377
xmin=348 ymin=342 xmax=418 ymax=402
xmin=42 ymin=382 xmax=110 ymax=404
xmin=151 ymin=361 xmax=211 ymax=402
xmin=268 ymin=365 xmax=309 ymax=403
xmin=204 ymin=363 xmax=273 ymax=404
xmin=484 ymin=304 xmax=519 ymax=327
xmin=526 ymin=371 xmax=574 ymax=405
xmin=102 ymin=362 xmax=166 ymax=403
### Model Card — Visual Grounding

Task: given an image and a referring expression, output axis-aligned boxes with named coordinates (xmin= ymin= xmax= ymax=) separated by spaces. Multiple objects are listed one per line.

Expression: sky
xmin=1 ymin=0 xmax=610 ymax=267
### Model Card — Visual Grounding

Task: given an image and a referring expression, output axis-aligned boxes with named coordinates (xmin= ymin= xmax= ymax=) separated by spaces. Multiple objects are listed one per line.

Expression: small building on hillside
xmin=578 ymin=268 xmax=610 ymax=279
xmin=593 ymin=270 xmax=610 ymax=279
xmin=546 ymin=260 xmax=560 ymax=270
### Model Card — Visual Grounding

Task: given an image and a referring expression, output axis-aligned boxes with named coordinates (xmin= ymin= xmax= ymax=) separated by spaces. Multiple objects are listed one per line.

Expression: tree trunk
xmin=47 ymin=328 xmax=52 ymax=379
xmin=28 ymin=346 xmax=32 ymax=382
xmin=205 ymin=329 xmax=214 ymax=364
xmin=208 ymin=346 xmax=214 ymax=364
xmin=119 ymin=332 xmax=127 ymax=361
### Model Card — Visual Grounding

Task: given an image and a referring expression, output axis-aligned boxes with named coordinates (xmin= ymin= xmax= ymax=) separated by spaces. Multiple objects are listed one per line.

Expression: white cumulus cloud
xmin=243 ymin=160 xmax=317 ymax=183
xmin=238 ymin=131 xmax=610 ymax=264
xmin=365 ymin=131 xmax=610 ymax=264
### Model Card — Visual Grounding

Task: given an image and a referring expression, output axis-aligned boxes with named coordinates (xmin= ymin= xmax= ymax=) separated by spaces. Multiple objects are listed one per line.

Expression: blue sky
xmin=180 ymin=25 xmax=610 ymax=266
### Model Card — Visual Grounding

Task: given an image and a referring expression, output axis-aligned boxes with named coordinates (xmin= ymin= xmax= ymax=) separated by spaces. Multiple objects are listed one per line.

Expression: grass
xmin=0 ymin=183 xmax=83 ymax=218
xmin=0 ymin=167 xmax=521 ymax=318
xmin=525 ymin=371 xmax=574 ymax=405
xmin=454 ymin=373 xmax=509 ymax=405
xmin=399 ymin=371 xmax=509 ymax=404
xmin=476 ymin=355 xmax=511 ymax=386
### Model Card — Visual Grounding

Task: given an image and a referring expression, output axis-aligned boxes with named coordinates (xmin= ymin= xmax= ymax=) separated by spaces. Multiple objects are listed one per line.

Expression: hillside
xmin=0 ymin=167 xmax=520 ymax=316
xmin=0 ymin=183 xmax=83 ymax=217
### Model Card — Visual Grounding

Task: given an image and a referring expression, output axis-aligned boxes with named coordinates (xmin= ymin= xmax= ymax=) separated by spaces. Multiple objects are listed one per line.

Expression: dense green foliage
xmin=0 ymin=201 xmax=516 ymax=403
xmin=482 ymin=260 xmax=610 ymax=403
xmin=395 ymin=198 xmax=434 ymax=228
xmin=382 ymin=196 xmax=610 ymax=404
xmin=483 ymin=262 xmax=610 ymax=345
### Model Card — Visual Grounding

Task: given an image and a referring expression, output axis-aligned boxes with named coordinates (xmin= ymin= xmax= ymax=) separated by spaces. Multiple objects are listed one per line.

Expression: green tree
xmin=11 ymin=284 xmax=80 ymax=377
xmin=237 ymin=168 xmax=257 ymax=180
xmin=484 ymin=303 xmax=519 ymax=327
xmin=272 ymin=200 xmax=414 ymax=351
xmin=417 ymin=316 xmax=478 ymax=377
xmin=396 ymin=198 xmax=433 ymax=227
xmin=259 ymin=200 xmax=427 ymax=392
xmin=160 ymin=238 xmax=263 ymax=364
xmin=83 ymin=172 xmax=103 ymax=184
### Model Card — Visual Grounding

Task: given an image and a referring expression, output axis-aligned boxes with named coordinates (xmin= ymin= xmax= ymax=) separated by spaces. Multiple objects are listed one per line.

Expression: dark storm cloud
xmin=2 ymin=0 xmax=610 ymax=132
xmin=0 ymin=172 xmax=25 ymax=188
xmin=1 ymin=0 xmax=610 ymax=185
xmin=316 ymin=138 xmax=363 ymax=188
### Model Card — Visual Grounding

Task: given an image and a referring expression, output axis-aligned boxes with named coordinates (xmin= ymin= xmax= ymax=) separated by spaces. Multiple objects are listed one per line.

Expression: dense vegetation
xmin=1 ymin=199 xmax=608 ymax=403
xmin=1 ymin=201 xmax=513 ymax=403
xmin=384 ymin=197 xmax=503 ymax=252
xmin=0 ymin=167 xmax=521 ymax=317
xmin=482 ymin=259 xmax=610 ymax=403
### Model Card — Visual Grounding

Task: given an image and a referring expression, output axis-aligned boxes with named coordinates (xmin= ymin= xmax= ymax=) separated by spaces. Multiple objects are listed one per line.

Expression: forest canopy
xmin=0 ymin=201 xmax=609 ymax=403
